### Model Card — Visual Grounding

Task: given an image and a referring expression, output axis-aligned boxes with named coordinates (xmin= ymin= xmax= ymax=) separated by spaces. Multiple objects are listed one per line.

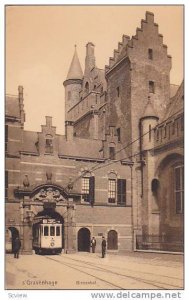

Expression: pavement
xmin=5 ymin=251 xmax=184 ymax=290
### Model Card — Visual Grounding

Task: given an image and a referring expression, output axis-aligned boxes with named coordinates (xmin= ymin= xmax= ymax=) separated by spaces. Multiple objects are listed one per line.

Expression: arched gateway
xmin=14 ymin=183 xmax=79 ymax=254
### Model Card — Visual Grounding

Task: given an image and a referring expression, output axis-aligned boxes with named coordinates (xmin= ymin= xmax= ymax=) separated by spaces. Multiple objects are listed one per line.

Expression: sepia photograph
xmin=4 ymin=4 xmax=184 ymax=294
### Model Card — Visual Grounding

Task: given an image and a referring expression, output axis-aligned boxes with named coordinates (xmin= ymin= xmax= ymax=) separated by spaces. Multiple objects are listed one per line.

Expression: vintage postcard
xmin=4 ymin=4 xmax=184 ymax=299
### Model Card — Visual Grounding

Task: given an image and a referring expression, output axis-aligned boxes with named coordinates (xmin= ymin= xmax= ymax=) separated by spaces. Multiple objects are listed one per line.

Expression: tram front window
xmin=50 ymin=226 xmax=55 ymax=236
xmin=44 ymin=226 xmax=49 ymax=236
xmin=56 ymin=226 xmax=60 ymax=236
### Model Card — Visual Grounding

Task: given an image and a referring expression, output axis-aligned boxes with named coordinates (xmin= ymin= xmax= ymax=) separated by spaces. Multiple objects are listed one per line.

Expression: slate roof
xmin=66 ymin=47 xmax=83 ymax=80
xmin=164 ymin=81 xmax=184 ymax=121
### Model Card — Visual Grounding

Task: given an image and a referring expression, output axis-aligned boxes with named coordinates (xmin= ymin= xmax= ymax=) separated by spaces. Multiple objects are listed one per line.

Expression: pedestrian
xmin=91 ymin=237 xmax=96 ymax=253
xmin=101 ymin=236 xmax=106 ymax=258
xmin=13 ymin=237 xmax=21 ymax=259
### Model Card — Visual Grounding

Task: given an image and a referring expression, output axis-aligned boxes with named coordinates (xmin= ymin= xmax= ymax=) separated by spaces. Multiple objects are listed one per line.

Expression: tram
xmin=33 ymin=216 xmax=63 ymax=254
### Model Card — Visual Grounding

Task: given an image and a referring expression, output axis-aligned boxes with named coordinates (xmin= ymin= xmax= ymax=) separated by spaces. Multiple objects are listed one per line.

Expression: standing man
xmin=13 ymin=237 xmax=21 ymax=259
xmin=101 ymin=236 xmax=106 ymax=258
xmin=91 ymin=237 xmax=96 ymax=253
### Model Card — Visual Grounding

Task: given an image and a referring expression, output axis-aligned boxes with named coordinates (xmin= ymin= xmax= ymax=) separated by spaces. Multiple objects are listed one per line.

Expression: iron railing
xmin=136 ymin=234 xmax=184 ymax=252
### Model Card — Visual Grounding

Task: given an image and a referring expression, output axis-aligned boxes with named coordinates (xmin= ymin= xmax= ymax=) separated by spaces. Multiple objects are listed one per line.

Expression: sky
xmin=6 ymin=5 xmax=183 ymax=134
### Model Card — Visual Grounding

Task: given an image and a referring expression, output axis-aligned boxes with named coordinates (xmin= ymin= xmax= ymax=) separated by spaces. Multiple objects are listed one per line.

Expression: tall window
xmin=82 ymin=175 xmax=95 ymax=204
xmin=116 ymin=87 xmax=120 ymax=97
xmin=117 ymin=179 xmax=126 ymax=205
xmin=149 ymin=81 xmax=155 ymax=93
xmin=85 ymin=82 xmax=89 ymax=94
xmin=117 ymin=128 xmax=121 ymax=142
xmin=148 ymin=48 xmax=153 ymax=60
xmin=149 ymin=124 xmax=152 ymax=142
xmin=82 ymin=177 xmax=90 ymax=202
xmin=175 ymin=165 xmax=184 ymax=214
xmin=108 ymin=179 xmax=116 ymax=203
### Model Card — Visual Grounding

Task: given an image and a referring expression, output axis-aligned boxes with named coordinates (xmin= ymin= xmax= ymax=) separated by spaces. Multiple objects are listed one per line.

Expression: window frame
xmin=108 ymin=178 xmax=116 ymax=204
xmin=174 ymin=165 xmax=184 ymax=214
xmin=82 ymin=176 xmax=90 ymax=202
xmin=44 ymin=226 xmax=49 ymax=236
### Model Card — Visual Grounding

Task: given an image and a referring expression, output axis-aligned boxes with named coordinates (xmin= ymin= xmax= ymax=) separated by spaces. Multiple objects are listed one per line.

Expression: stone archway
xmin=77 ymin=228 xmax=91 ymax=252
xmin=155 ymin=153 xmax=184 ymax=251
xmin=6 ymin=227 xmax=20 ymax=253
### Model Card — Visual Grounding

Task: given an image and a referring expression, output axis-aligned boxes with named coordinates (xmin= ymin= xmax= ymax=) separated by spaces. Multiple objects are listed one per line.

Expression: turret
xmin=63 ymin=45 xmax=83 ymax=121
xmin=140 ymin=96 xmax=159 ymax=151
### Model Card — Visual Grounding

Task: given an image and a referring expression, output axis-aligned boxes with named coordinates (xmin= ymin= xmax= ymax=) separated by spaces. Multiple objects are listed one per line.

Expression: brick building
xmin=5 ymin=11 xmax=184 ymax=254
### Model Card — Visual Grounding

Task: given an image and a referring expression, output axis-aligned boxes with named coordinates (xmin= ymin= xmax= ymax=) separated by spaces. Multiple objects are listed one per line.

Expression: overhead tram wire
xmin=68 ymin=108 xmax=183 ymax=187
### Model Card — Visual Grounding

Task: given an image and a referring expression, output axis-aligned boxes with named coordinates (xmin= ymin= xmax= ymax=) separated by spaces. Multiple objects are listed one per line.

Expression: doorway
xmin=107 ymin=230 xmax=118 ymax=250
xmin=78 ymin=228 xmax=91 ymax=252
xmin=6 ymin=227 xmax=20 ymax=253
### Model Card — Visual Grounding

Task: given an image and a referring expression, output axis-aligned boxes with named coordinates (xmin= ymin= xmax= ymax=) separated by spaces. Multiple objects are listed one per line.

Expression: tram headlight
xmin=50 ymin=242 xmax=55 ymax=247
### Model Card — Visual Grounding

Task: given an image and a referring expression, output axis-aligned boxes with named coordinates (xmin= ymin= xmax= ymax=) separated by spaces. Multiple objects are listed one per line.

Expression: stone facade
xmin=5 ymin=11 xmax=184 ymax=254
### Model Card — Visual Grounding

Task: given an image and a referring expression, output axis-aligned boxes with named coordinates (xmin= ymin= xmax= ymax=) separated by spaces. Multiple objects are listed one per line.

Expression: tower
xmin=63 ymin=46 xmax=83 ymax=122
xmin=140 ymin=96 xmax=159 ymax=151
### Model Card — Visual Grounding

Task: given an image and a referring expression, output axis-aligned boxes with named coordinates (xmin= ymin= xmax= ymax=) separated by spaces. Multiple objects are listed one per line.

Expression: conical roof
xmin=142 ymin=96 xmax=158 ymax=119
xmin=66 ymin=46 xmax=83 ymax=80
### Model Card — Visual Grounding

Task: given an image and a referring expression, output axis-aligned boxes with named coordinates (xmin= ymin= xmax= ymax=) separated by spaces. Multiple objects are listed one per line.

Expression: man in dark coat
xmin=13 ymin=237 xmax=21 ymax=259
xmin=101 ymin=236 xmax=106 ymax=258
xmin=91 ymin=237 xmax=96 ymax=253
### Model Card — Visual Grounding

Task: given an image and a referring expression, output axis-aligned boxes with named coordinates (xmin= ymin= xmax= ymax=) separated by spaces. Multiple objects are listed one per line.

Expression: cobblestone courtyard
xmin=5 ymin=251 xmax=184 ymax=290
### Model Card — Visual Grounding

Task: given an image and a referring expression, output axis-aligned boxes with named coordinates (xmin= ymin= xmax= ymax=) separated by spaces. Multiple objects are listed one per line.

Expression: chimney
xmin=46 ymin=116 xmax=52 ymax=127
xmin=18 ymin=85 xmax=25 ymax=126
xmin=65 ymin=121 xmax=74 ymax=141
xmin=85 ymin=42 xmax=95 ymax=74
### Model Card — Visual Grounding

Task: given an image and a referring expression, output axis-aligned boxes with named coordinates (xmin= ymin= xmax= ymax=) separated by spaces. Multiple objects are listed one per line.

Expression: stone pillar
xmin=146 ymin=151 xmax=160 ymax=236
xmin=22 ymin=223 xmax=33 ymax=254
xmin=132 ymin=162 xmax=143 ymax=250
xmin=20 ymin=198 xmax=33 ymax=254
xmin=92 ymin=111 xmax=99 ymax=140
xmin=65 ymin=198 xmax=76 ymax=253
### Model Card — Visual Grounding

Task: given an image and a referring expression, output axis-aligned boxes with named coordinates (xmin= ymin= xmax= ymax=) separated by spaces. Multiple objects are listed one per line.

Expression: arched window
xmin=151 ymin=178 xmax=159 ymax=194
xmin=174 ymin=165 xmax=184 ymax=214
xmin=149 ymin=81 xmax=155 ymax=93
